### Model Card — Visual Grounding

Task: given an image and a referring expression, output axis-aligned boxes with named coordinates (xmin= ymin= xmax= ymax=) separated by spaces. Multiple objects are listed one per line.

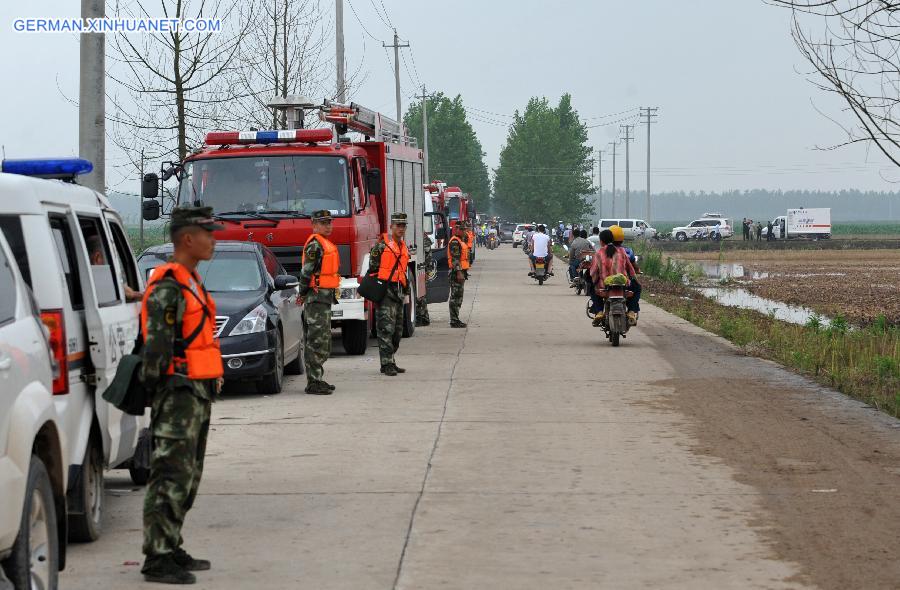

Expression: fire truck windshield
xmin=447 ymin=196 xmax=460 ymax=220
xmin=178 ymin=155 xmax=351 ymax=217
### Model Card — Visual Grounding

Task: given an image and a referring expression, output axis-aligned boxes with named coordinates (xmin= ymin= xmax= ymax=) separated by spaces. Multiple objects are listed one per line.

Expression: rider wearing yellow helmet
xmin=610 ymin=225 xmax=641 ymax=325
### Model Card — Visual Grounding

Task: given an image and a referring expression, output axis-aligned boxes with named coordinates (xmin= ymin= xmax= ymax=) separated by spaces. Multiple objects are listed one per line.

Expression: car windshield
xmin=138 ymin=250 xmax=263 ymax=292
xmin=178 ymin=155 xmax=350 ymax=217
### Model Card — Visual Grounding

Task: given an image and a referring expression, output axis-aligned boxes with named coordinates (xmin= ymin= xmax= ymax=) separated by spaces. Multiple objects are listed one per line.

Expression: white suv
xmin=0 ymin=158 xmax=149 ymax=545
xmin=0 ymin=231 xmax=67 ymax=589
xmin=671 ymin=216 xmax=734 ymax=241
xmin=512 ymin=224 xmax=534 ymax=248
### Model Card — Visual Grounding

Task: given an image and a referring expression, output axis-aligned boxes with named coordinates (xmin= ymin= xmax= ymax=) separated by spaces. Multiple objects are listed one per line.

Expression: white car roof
xmin=0 ymin=172 xmax=111 ymax=215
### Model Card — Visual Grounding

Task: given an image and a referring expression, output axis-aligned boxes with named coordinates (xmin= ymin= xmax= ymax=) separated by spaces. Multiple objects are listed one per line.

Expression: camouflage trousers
xmin=303 ymin=301 xmax=332 ymax=382
xmin=143 ymin=381 xmax=211 ymax=557
xmin=376 ymin=287 xmax=404 ymax=367
xmin=449 ymin=275 xmax=466 ymax=323
xmin=415 ymin=296 xmax=430 ymax=326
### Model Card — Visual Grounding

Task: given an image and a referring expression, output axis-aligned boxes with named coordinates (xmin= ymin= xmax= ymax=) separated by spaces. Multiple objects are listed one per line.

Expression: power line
xmin=368 ymin=0 xmax=392 ymax=29
xmin=345 ymin=0 xmax=381 ymax=42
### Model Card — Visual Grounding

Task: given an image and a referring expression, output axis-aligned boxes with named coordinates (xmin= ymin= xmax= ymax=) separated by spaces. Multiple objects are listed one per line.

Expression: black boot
xmin=320 ymin=380 xmax=337 ymax=391
xmin=392 ymin=364 xmax=406 ymax=373
xmin=450 ymin=321 xmax=467 ymax=328
xmin=172 ymin=548 xmax=211 ymax=572
xmin=142 ymin=554 xmax=196 ymax=585
xmin=305 ymin=380 xmax=333 ymax=395
xmin=381 ymin=364 xmax=398 ymax=376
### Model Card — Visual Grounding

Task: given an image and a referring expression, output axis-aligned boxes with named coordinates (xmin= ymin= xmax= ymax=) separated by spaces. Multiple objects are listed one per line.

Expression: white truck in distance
xmin=763 ymin=208 xmax=831 ymax=240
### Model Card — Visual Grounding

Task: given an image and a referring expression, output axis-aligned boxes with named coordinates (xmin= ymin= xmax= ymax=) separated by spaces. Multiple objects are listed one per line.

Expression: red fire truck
xmin=425 ymin=181 xmax=476 ymax=230
xmin=142 ymin=100 xmax=445 ymax=354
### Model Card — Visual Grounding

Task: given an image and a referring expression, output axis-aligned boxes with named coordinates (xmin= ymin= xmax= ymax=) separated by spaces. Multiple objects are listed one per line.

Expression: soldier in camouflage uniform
xmin=415 ymin=232 xmax=432 ymax=327
xmin=139 ymin=207 xmax=224 ymax=585
xmin=370 ymin=213 xmax=410 ymax=376
xmin=298 ymin=210 xmax=340 ymax=395
xmin=448 ymin=222 xmax=469 ymax=328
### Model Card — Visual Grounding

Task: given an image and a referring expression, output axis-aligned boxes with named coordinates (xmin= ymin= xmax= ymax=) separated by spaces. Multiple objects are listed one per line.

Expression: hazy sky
xmin=3 ymin=0 xmax=899 ymax=194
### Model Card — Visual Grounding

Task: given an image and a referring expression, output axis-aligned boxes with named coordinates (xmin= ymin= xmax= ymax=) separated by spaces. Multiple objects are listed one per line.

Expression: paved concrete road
xmin=63 ymin=245 xmax=899 ymax=589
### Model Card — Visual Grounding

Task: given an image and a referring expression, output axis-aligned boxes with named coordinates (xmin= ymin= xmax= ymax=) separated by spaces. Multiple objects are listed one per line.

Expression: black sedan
xmin=137 ymin=241 xmax=304 ymax=394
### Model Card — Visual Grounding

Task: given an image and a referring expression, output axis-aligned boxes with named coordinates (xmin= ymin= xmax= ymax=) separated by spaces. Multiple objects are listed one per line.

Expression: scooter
xmin=531 ymin=256 xmax=551 ymax=285
xmin=487 ymin=234 xmax=499 ymax=250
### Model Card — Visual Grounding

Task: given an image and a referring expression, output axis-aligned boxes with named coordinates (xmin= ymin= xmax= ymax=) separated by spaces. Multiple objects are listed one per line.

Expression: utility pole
xmin=621 ymin=124 xmax=634 ymax=217
xmin=79 ymin=0 xmax=105 ymax=193
xmin=640 ymin=107 xmax=659 ymax=222
xmin=419 ymin=85 xmax=433 ymax=182
xmin=335 ymin=0 xmax=346 ymax=102
xmin=609 ymin=141 xmax=618 ymax=217
xmin=596 ymin=149 xmax=605 ymax=220
xmin=139 ymin=149 xmax=145 ymax=251
xmin=384 ymin=30 xmax=409 ymax=122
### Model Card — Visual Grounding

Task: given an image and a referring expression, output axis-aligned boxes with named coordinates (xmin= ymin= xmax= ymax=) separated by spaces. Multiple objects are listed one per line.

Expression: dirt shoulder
xmin=647 ymin=298 xmax=900 ymax=590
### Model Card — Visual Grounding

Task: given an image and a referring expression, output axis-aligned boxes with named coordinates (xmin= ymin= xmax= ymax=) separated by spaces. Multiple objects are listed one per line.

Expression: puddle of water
xmin=697 ymin=287 xmax=823 ymax=325
xmin=694 ymin=262 xmax=746 ymax=279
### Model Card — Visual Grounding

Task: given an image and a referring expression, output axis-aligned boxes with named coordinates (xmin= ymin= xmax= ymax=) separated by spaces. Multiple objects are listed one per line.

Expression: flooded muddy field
xmin=675 ymin=250 xmax=900 ymax=326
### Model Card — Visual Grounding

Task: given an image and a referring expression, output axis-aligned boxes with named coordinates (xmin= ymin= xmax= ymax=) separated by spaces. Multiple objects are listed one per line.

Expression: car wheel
xmin=284 ymin=328 xmax=303 ymax=375
xmin=676 ymin=232 xmax=687 ymax=242
xmin=2 ymin=456 xmax=59 ymax=590
xmin=341 ymin=320 xmax=368 ymax=355
xmin=258 ymin=330 xmax=284 ymax=395
xmin=68 ymin=434 xmax=103 ymax=542
xmin=402 ymin=270 xmax=416 ymax=338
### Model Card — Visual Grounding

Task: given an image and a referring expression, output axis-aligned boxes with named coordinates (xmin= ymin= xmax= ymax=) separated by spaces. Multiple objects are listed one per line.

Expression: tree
xmin=108 ymin=0 xmax=255 ymax=165
xmin=493 ymin=94 xmax=594 ymax=222
xmin=771 ymin=1 xmax=900 ymax=167
xmin=404 ymin=93 xmax=490 ymax=204
xmin=221 ymin=0 xmax=356 ymax=130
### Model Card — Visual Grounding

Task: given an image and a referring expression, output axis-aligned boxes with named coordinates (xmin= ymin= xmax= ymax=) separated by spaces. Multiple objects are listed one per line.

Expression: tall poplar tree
xmin=493 ymin=94 xmax=593 ymax=222
xmin=404 ymin=93 xmax=491 ymax=204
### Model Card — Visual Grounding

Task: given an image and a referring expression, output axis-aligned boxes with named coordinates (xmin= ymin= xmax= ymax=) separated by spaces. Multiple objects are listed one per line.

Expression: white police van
xmin=0 ymin=158 xmax=149 ymax=544
xmin=0 ymin=230 xmax=68 ymax=588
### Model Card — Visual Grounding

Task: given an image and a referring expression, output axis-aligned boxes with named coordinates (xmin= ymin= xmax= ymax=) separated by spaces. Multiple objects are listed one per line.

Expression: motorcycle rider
xmin=610 ymin=225 xmax=642 ymax=325
xmin=567 ymin=229 xmax=593 ymax=284
xmin=528 ymin=224 xmax=553 ymax=276
xmin=589 ymin=227 xmax=637 ymax=326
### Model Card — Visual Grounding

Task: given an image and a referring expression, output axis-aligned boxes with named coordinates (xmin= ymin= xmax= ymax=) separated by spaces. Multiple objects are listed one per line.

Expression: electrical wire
xmin=345 ymin=0 xmax=382 ymax=42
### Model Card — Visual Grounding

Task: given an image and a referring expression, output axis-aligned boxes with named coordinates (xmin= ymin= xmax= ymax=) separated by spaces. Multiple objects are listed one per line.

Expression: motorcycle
xmin=586 ymin=284 xmax=632 ymax=346
xmin=531 ymin=255 xmax=550 ymax=285
xmin=487 ymin=233 xmax=499 ymax=250
xmin=570 ymin=253 xmax=593 ymax=295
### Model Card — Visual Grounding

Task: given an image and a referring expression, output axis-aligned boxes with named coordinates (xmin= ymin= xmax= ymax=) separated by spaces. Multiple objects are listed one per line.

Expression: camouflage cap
xmin=312 ymin=209 xmax=333 ymax=222
xmin=391 ymin=212 xmax=408 ymax=224
xmin=170 ymin=206 xmax=224 ymax=232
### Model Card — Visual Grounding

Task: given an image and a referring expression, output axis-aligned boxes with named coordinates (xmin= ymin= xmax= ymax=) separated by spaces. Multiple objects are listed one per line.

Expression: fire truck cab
xmin=142 ymin=100 xmax=431 ymax=353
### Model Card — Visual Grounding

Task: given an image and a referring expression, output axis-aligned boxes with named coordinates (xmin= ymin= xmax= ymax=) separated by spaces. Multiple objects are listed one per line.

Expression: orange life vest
xmin=447 ymin=236 xmax=471 ymax=270
xmin=465 ymin=231 xmax=475 ymax=250
xmin=377 ymin=234 xmax=409 ymax=286
xmin=141 ymin=262 xmax=223 ymax=380
xmin=302 ymin=234 xmax=341 ymax=289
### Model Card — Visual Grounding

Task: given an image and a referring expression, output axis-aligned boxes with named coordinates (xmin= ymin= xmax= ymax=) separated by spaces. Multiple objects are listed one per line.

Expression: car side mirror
xmin=142 ymin=199 xmax=160 ymax=221
xmin=273 ymin=274 xmax=299 ymax=291
xmin=141 ymin=172 xmax=159 ymax=200
xmin=366 ymin=168 xmax=382 ymax=196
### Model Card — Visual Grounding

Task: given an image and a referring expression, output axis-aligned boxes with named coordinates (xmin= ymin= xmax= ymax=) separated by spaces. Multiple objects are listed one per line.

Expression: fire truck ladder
xmin=321 ymin=101 xmax=418 ymax=147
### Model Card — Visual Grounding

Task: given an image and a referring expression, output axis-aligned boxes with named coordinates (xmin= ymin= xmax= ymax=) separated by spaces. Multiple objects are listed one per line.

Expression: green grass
xmin=636 ymin=244 xmax=702 ymax=283
xmin=126 ymin=225 xmax=169 ymax=255
xmin=646 ymin=278 xmax=900 ymax=418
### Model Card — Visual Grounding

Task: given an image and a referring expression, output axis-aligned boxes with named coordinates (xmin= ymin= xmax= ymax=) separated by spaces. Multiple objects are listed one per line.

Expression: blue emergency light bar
xmin=1 ymin=158 xmax=94 ymax=180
